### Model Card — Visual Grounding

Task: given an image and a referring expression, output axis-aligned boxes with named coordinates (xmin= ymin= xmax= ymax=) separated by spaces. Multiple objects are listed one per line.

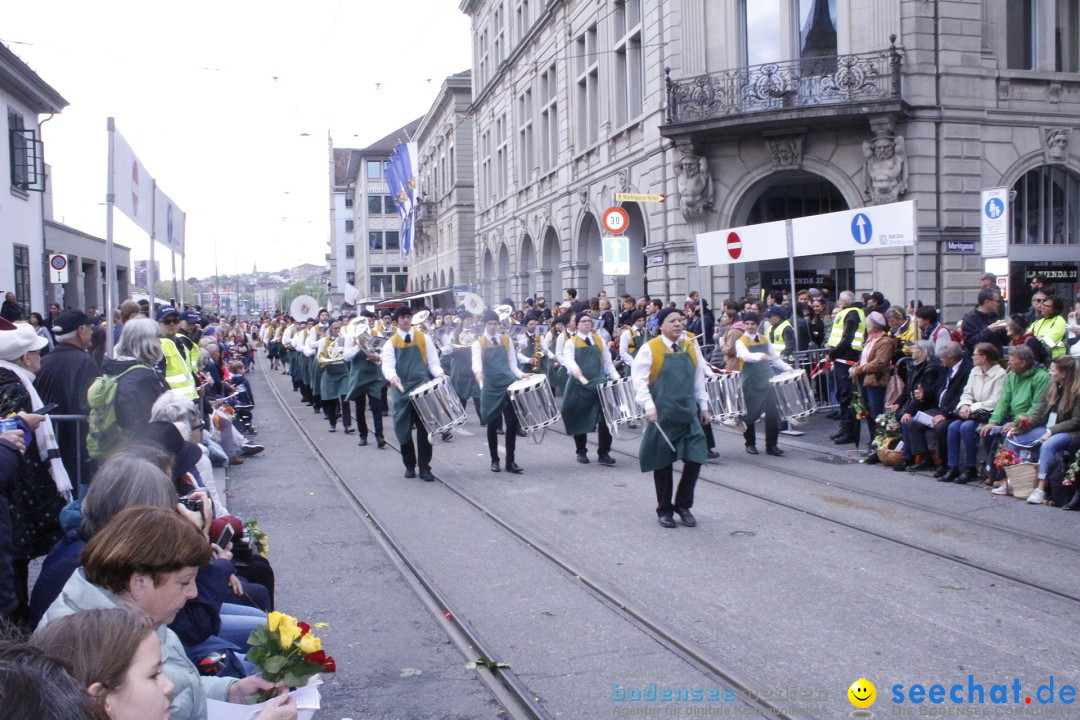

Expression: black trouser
xmin=703 ymin=420 xmax=716 ymax=450
xmin=834 ymin=361 xmax=854 ymax=423
xmin=574 ymin=413 xmax=612 ymax=455
xmin=322 ymin=396 xmax=349 ymax=428
xmin=400 ymin=405 xmax=433 ymax=471
xmin=353 ymin=394 xmax=384 ymax=439
xmin=310 ymin=391 xmax=322 ymax=412
xmin=744 ymin=396 xmax=780 ymax=450
xmin=654 ymin=461 xmax=702 ymax=515
xmin=487 ymin=399 xmax=519 ymax=463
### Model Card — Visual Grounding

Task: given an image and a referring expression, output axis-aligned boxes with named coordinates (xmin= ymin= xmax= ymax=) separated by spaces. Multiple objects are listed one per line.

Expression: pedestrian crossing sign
xmin=602 ymin=235 xmax=630 ymax=276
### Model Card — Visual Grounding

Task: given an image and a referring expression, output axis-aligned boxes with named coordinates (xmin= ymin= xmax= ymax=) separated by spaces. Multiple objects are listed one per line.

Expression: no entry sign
xmin=727 ymin=232 xmax=742 ymax=260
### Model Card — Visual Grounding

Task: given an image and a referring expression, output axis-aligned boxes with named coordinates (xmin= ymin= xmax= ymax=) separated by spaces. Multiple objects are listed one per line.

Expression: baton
xmin=650 ymin=418 xmax=677 ymax=452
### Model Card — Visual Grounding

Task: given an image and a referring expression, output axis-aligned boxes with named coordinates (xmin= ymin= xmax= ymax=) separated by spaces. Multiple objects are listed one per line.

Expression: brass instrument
xmin=412 ymin=309 xmax=431 ymax=333
xmin=453 ymin=316 xmax=482 ymax=349
xmin=317 ymin=334 xmax=346 ymax=366
xmin=494 ymin=304 xmax=514 ymax=329
xmin=531 ymin=323 xmax=550 ymax=371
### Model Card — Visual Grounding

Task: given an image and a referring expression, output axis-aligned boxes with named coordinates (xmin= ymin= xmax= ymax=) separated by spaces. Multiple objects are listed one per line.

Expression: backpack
xmin=86 ymin=364 xmax=150 ymax=460
xmin=932 ymin=324 xmax=963 ymax=345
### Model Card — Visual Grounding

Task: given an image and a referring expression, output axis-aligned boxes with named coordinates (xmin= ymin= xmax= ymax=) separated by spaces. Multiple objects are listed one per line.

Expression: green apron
xmin=390 ymin=337 xmax=431 ymax=445
xmin=546 ymin=333 xmax=568 ymax=396
xmin=561 ymin=335 xmax=606 ymax=436
xmin=346 ymin=351 xmax=387 ymax=401
xmin=319 ymin=340 xmax=350 ymax=399
xmin=480 ymin=337 xmax=518 ymax=424
xmin=739 ymin=335 xmax=774 ymax=423
xmin=639 ymin=345 xmax=708 ymax=472
xmin=450 ymin=346 xmax=477 ymax=402
xmin=289 ymin=348 xmax=303 ymax=384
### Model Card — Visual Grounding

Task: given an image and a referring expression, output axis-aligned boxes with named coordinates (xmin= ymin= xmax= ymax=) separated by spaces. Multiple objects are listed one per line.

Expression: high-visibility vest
xmin=827 ymin=307 xmax=865 ymax=351
xmin=769 ymin=319 xmax=793 ymax=357
xmin=161 ymin=337 xmax=197 ymax=399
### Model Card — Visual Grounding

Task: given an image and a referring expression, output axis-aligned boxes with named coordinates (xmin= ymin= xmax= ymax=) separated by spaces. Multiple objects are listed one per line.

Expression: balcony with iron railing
xmin=663 ymin=37 xmax=903 ymax=133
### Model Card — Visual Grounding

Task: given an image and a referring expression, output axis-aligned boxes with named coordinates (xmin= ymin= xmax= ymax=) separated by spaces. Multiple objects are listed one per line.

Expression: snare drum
xmin=597 ymin=377 xmax=647 ymax=441
xmin=508 ymin=375 xmax=560 ymax=442
xmin=769 ymin=369 xmax=816 ymax=422
xmin=705 ymin=371 xmax=746 ymax=421
xmin=409 ymin=376 xmax=467 ymax=439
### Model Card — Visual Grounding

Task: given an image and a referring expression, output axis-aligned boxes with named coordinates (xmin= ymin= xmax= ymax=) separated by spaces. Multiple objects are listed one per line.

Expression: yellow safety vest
xmin=769 ymin=319 xmax=793 ymax=357
xmin=161 ymin=337 xmax=197 ymax=399
xmin=827 ymin=307 xmax=865 ymax=352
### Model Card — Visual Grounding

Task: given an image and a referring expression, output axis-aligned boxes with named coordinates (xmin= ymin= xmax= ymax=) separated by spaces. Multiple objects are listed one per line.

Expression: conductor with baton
xmin=631 ymin=307 xmax=711 ymax=528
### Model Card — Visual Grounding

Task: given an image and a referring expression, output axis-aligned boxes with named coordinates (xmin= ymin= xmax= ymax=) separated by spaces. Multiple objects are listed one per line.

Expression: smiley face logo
xmin=848 ymin=678 xmax=876 ymax=708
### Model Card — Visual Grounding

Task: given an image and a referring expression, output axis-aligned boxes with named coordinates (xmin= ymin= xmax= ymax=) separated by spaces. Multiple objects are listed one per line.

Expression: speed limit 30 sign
xmin=602 ymin=207 xmax=629 ymax=235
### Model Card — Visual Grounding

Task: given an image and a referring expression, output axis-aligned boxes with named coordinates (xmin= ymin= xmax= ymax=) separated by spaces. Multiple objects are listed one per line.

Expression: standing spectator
xmin=850 ymin=312 xmax=897 ymax=460
xmin=34 ymin=311 xmax=101 ymax=489
xmin=961 ymin=288 xmax=1008 ymax=356
xmin=114 ymin=299 xmax=142 ymax=344
xmin=915 ymin=306 xmax=952 ymax=356
xmin=979 ymin=272 xmax=997 ymax=289
xmin=0 ymin=324 xmax=71 ymax=622
xmin=27 ymin=313 xmax=54 ymax=354
xmin=808 ymin=297 xmax=829 ymax=349
xmin=826 ymin=290 xmax=866 ymax=445
xmin=1 ymin=293 xmax=22 ymax=322
xmin=46 ymin=303 xmax=62 ymax=326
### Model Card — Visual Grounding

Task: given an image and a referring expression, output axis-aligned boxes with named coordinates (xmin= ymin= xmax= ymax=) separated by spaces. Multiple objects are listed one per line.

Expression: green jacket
xmin=988 ymin=366 xmax=1050 ymax=426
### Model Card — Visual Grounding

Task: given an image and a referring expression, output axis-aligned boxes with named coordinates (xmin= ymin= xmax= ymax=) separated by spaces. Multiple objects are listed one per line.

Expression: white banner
xmin=695 ymin=220 xmax=788 ymax=266
xmin=154 ymin=186 xmax=186 ymax=255
xmin=111 ymin=128 xmax=155 ymax=234
xmin=791 ymin=200 xmax=915 ymax=257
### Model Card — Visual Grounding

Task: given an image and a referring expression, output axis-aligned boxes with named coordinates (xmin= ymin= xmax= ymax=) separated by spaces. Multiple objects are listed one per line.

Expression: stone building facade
xmin=413 ymin=70 xmax=477 ymax=295
xmin=459 ymin=0 xmax=1080 ymax=323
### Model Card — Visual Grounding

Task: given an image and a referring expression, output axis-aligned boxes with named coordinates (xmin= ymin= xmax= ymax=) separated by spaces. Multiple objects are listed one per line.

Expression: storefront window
xmin=1011 ymin=165 xmax=1080 ymax=245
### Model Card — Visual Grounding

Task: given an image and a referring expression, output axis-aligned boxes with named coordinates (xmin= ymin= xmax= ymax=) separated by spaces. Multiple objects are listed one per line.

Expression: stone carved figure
xmin=766 ymin=137 xmax=802 ymax=169
xmin=862 ymin=132 xmax=908 ymax=205
xmin=673 ymin=154 xmax=713 ymax=218
xmin=1046 ymin=129 xmax=1070 ymax=163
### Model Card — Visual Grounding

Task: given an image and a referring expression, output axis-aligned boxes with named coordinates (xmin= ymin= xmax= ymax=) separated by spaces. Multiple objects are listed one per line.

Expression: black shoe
xmin=598 ymin=454 xmax=616 ymax=466
xmin=956 ymin=467 xmax=978 ymax=484
xmin=765 ymin=446 xmax=784 ymax=457
xmin=376 ymin=437 xmax=387 ymax=449
xmin=576 ymin=452 xmax=590 ymax=464
xmin=496 ymin=428 xmax=505 ymax=435
xmin=908 ymin=459 xmax=935 ymax=472
xmin=832 ymin=433 xmax=855 ymax=445
xmin=241 ymin=444 xmax=264 ymax=456
xmin=1063 ymin=488 xmax=1080 ymax=511
xmin=829 ymin=430 xmax=846 ymax=440
xmin=358 ymin=436 xmax=368 ymax=447
xmin=517 ymin=428 xmax=527 ymax=438
xmin=505 ymin=461 xmax=523 ymax=474
xmin=328 ymin=426 xmax=337 ymax=433
xmin=343 ymin=426 xmax=355 ymax=435
xmin=490 ymin=461 xmax=501 ymax=472
xmin=404 ymin=467 xmax=416 ymax=479
xmin=745 ymin=445 xmax=759 ymax=455
xmin=658 ymin=512 xmax=677 ymax=528
xmin=933 ymin=465 xmax=950 ymax=479
xmin=707 ymin=450 xmax=720 ymax=460
xmin=676 ymin=509 xmax=697 ymax=527
xmin=441 ymin=431 xmax=453 ymax=442
xmin=419 ymin=469 xmax=435 ymax=482
xmin=893 ymin=460 xmax=914 ymax=472
xmin=938 ymin=468 xmax=961 ymax=483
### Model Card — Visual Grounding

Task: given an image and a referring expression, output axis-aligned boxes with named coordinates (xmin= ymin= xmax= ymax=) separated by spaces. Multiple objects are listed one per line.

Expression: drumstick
xmin=650 ymin=418 xmax=677 ymax=452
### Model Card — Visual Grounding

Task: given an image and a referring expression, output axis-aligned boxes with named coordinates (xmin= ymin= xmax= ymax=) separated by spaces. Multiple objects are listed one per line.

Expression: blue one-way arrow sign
xmin=851 ymin=213 xmax=873 ymax=245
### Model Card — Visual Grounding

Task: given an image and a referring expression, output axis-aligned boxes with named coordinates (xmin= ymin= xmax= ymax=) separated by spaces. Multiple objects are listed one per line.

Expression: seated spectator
xmin=0 ymin=639 xmax=96 ymax=720
xmin=893 ymin=340 xmax=944 ymax=472
xmin=1029 ymin=296 xmax=1068 ymax=358
xmin=37 ymin=507 xmax=285 ymax=720
xmin=945 ymin=343 xmax=1007 ymax=484
xmin=1005 ymin=314 xmax=1050 ymax=369
xmin=979 ymin=344 xmax=1051 ymax=478
xmin=1000 ymin=355 xmax=1080 ymax=503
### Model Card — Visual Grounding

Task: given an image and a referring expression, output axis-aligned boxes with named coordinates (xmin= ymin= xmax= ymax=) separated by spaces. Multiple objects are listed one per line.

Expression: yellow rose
xmin=267 ymin=611 xmax=285 ymax=632
xmin=278 ymin=622 xmax=302 ymax=650
xmin=299 ymin=634 xmax=322 ymax=655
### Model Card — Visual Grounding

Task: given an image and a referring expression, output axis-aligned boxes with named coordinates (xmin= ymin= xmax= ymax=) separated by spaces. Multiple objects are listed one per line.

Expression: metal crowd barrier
xmin=48 ymin=414 xmax=89 ymax=490
xmin=789 ymin=348 xmax=839 ymax=412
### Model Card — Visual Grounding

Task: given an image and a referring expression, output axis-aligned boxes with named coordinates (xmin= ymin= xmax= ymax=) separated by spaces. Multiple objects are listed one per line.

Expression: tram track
xmin=262 ymin=359 xmax=796 ymax=720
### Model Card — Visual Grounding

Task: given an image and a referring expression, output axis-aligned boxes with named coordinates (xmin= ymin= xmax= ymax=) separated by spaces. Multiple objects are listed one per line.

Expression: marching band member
xmin=473 ymin=310 xmax=526 ymax=473
xmin=318 ymin=322 xmax=352 ymax=433
xmin=631 ymin=306 xmax=711 ymax=528
xmin=381 ymin=306 xmax=446 ymax=481
xmin=735 ymin=312 xmax=793 ymax=457
xmin=618 ymin=310 xmax=647 ymax=376
xmin=560 ymin=313 xmax=620 ymax=465
xmin=302 ymin=319 xmax=322 ymax=414
xmin=344 ymin=314 xmax=388 ymax=448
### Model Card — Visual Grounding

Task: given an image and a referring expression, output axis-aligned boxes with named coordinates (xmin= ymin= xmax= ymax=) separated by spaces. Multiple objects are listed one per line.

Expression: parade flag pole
xmin=105 ymin=117 xmax=116 ymax=357
xmin=149 ymin=179 xmax=157 ymax=312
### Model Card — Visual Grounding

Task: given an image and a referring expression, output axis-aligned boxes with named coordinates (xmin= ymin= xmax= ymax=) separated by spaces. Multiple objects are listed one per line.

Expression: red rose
xmin=306 ymin=651 xmax=337 ymax=672
xmin=298 ymin=621 xmax=311 ymax=636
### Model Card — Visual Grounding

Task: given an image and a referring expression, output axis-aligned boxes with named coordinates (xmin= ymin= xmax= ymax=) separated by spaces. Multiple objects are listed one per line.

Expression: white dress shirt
xmin=561 ymin=331 xmax=619 ymax=381
xmin=380 ymin=327 xmax=445 ymax=384
xmin=735 ymin=332 xmax=792 ymax=372
xmin=631 ymin=336 xmax=709 ymax=412
xmin=619 ymin=328 xmax=642 ymax=366
xmin=471 ymin=333 xmax=525 ymax=380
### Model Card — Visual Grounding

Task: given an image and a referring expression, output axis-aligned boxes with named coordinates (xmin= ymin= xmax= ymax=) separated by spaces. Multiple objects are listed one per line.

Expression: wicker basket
xmin=1006 ymin=462 xmax=1039 ymax=500
xmin=877 ymin=447 xmax=903 ymax=466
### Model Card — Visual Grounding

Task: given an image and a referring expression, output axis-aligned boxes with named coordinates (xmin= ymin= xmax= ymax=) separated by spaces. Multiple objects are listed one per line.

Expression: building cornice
xmin=0 ymin=43 xmax=68 ymax=114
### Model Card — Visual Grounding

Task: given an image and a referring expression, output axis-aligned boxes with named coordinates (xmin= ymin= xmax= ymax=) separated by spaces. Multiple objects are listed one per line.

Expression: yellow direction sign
xmin=615 ymin=192 xmax=665 ymax=203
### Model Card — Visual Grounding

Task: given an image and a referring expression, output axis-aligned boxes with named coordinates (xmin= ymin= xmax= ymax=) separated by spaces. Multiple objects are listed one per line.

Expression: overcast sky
xmin=3 ymin=0 xmax=472 ymax=279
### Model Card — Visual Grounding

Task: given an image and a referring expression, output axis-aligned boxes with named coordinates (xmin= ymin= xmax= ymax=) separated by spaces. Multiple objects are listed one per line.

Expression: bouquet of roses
xmin=872 ymin=411 xmax=901 ymax=449
xmin=851 ymin=382 xmax=869 ymax=421
xmin=246 ymin=612 xmax=336 ymax=703
xmin=993 ymin=446 xmax=1021 ymax=471
xmin=243 ymin=518 xmax=269 ymax=557
xmin=1064 ymin=450 xmax=1079 ymax=487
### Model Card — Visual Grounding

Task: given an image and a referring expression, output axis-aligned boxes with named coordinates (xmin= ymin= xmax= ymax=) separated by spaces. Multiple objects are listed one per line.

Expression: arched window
xmin=1012 ymin=165 xmax=1080 ymax=245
